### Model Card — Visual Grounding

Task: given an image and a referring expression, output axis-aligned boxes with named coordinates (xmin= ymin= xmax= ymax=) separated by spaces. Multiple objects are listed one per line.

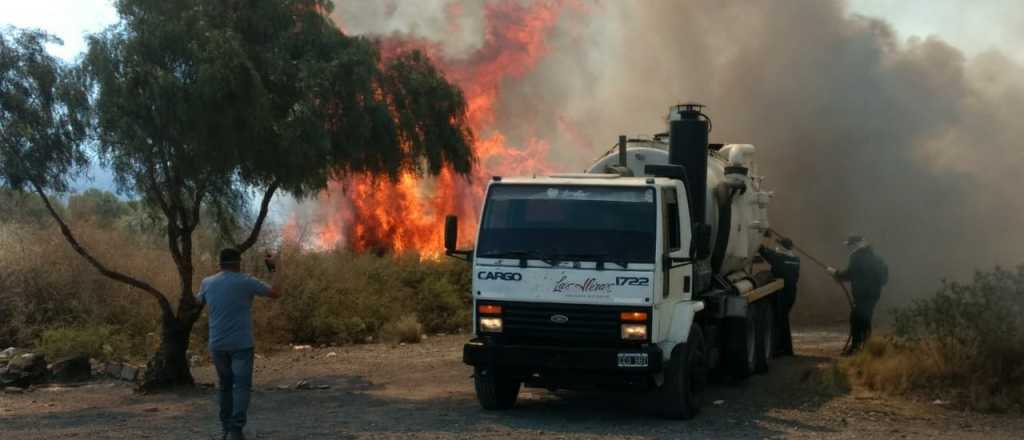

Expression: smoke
xmin=330 ymin=0 xmax=1024 ymax=320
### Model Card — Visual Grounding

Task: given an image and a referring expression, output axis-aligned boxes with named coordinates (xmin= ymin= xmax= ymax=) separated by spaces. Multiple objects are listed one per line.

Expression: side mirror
xmin=444 ymin=215 xmax=458 ymax=253
xmin=691 ymin=223 xmax=712 ymax=260
xmin=443 ymin=214 xmax=472 ymax=261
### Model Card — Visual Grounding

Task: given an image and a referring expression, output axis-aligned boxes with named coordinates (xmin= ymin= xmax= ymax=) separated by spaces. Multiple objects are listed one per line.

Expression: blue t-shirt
xmin=197 ymin=271 xmax=271 ymax=351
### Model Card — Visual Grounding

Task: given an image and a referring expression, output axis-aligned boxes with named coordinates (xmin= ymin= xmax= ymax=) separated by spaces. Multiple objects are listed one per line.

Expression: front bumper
xmin=463 ymin=337 xmax=663 ymax=374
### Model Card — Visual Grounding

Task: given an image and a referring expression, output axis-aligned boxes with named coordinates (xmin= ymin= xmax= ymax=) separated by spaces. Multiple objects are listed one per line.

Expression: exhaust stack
xmin=668 ymin=103 xmax=710 ymax=223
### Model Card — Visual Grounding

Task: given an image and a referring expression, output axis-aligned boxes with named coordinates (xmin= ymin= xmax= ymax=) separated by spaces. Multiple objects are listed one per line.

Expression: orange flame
xmin=313 ymin=1 xmax=570 ymax=258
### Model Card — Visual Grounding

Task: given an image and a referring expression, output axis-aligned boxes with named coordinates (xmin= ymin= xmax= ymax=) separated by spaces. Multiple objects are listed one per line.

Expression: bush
xmin=36 ymin=325 xmax=133 ymax=361
xmin=381 ymin=315 xmax=424 ymax=344
xmin=844 ymin=267 xmax=1024 ymax=412
xmin=270 ymin=248 xmax=471 ymax=345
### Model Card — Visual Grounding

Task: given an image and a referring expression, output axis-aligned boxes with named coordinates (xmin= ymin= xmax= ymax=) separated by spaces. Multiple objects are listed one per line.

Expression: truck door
xmin=662 ymin=188 xmax=689 ymax=300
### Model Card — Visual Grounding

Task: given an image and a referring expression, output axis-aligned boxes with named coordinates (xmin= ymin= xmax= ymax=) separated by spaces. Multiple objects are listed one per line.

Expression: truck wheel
xmin=755 ymin=301 xmax=774 ymax=373
xmin=727 ymin=307 xmax=757 ymax=379
xmin=473 ymin=366 xmax=520 ymax=410
xmin=661 ymin=325 xmax=707 ymax=420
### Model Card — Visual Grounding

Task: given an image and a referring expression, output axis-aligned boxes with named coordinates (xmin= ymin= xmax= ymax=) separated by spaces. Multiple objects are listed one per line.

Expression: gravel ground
xmin=1 ymin=328 xmax=1022 ymax=439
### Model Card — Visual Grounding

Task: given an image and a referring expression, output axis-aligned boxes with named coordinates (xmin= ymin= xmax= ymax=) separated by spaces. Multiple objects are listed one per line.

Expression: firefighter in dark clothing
xmin=828 ymin=235 xmax=888 ymax=356
xmin=759 ymin=237 xmax=800 ymax=357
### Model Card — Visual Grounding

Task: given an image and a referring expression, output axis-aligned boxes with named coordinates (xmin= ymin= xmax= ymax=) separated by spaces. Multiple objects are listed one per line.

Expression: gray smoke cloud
xmin=332 ymin=0 xmax=1024 ymax=321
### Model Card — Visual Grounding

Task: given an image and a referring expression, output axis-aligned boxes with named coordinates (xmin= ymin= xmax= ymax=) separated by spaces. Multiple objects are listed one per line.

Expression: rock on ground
xmin=0 ymin=352 xmax=47 ymax=387
xmin=50 ymin=355 xmax=92 ymax=383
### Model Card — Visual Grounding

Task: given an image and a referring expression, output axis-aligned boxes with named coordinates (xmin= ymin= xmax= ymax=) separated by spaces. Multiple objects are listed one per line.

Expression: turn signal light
xmin=478 ymin=304 xmax=502 ymax=315
xmin=620 ymin=311 xmax=648 ymax=322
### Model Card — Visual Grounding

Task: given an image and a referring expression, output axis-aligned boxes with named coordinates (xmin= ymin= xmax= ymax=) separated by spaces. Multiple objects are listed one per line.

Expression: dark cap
xmin=219 ymin=248 xmax=242 ymax=266
xmin=843 ymin=235 xmax=865 ymax=246
xmin=779 ymin=238 xmax=794 ymax=249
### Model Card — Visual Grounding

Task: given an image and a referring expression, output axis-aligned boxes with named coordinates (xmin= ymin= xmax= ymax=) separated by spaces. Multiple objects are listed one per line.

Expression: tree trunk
xmin=140 ymin=303 xmax=202 ymax=391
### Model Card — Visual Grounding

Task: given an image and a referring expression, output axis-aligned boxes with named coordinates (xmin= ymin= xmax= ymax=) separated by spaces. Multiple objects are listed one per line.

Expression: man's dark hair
xmin=780 ymin=238 xmax=794 ymax=250
xmin=219 ymin=248 xmax=242 ymax=268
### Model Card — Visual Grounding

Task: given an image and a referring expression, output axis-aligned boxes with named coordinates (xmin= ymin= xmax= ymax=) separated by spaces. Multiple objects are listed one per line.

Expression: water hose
xmin=766 ymin=229 xmax=854 ymax=354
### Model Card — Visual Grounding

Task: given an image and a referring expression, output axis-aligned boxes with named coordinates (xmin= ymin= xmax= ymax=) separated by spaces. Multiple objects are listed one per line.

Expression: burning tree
xmin=0 ymin=0 xmax=472 ymax=390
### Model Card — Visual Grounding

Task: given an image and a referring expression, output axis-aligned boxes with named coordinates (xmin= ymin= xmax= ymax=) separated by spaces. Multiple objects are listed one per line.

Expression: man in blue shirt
xmin=197 ymin=248 xmax=282 ymax=440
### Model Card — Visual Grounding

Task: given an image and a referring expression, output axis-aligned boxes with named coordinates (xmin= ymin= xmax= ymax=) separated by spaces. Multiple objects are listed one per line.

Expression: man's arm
xmin=195 ymin=279 xmax=207 ymax=305
xmin=759 ymin=245 xmax=781 ymax=266
xmin=832 ymin=253 xmax=863 ymax=282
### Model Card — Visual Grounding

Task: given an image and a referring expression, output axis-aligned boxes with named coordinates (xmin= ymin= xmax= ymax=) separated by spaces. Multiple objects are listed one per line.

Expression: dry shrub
xmin=844 ymin=266 xmax=1024 ymax=412
xmin=0 ymin=189 xmax=472 ymax=359
xmin=0 ymin=220 xmax=174 ymax=360
xmin=269 ymin=247 xmax=471 ymax=345
xmin=381 ymin=315 xmax=424 ymax=344
xmin=814 ymin=361 xmax=852 ymax=395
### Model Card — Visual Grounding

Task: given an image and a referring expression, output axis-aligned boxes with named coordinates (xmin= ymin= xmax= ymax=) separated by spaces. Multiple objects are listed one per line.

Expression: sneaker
xmin=227 ymin=431 xmax=247 ymax=440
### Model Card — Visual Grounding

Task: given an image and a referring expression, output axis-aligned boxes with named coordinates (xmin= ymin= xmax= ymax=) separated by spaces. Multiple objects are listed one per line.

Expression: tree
xmin=2 ymin=0 xmax=473 ymax=390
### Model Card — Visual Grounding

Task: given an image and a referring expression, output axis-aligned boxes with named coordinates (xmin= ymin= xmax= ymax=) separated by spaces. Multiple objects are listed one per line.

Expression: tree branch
xmin=145 ymin=171 xmax=186 ymax=272
xmin=30 ymin=180 xmax=175 ymax=319
xmin=236 ymin=181 xmax=279 ymax=253
xmin=189 ymin=185 xmax=204 ymax=233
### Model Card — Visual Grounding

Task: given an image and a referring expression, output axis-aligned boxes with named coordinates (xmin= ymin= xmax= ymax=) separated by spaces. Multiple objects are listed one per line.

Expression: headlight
xmin=480 ymin=317 xmax=503 ymax=333
xmin=621 ymin=323 xmax=647 ymax=341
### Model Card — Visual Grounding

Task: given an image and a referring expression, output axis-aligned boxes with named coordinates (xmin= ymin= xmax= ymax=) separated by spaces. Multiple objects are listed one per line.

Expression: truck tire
xmin=727 ymin=307 xmax=757 ymax=379
xmin=473 ymin=366 xmax=520 ymax=410
xmin=661 ymin=325 xmax=707 ymax=420
xmin=754 ymin=301 xmax=774 ymax=373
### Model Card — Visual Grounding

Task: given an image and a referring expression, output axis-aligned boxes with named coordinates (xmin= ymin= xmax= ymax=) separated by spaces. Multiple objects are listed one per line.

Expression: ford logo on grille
xmin=550 ymin=314 xmax=569 ymax=324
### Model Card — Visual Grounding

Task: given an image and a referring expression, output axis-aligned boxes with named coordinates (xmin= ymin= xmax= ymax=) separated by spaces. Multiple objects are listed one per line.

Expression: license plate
xmin=617 ymin=353 xmax=649 ymax=368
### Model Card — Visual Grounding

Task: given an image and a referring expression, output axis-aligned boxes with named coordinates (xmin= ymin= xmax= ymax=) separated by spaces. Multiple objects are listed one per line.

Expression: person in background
xmin=759 ymin=236 xmax=800 ymax=357
xmin=197 ymin=248 xmax=282 ymax=440
xmin=828 ymin=235 xmax=888 ymax=356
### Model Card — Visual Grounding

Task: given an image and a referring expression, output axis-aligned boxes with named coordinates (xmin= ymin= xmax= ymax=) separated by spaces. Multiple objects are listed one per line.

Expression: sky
xmin=4 ymin=0 xmax=1024 ymax=63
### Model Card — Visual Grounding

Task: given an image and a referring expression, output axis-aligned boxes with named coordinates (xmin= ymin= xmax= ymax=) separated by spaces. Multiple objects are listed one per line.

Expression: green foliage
xmin=0 ymin=27 xmax=91 ymax=193
xmin=36 ymin=325 xmax=133 ymax=362
xmin=83 ymin=0 xmax=473 ymax=234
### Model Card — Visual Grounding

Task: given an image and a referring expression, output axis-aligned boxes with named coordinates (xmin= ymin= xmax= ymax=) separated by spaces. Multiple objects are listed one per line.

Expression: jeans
xmin=211 ymin=348 xmax=254 ymax=433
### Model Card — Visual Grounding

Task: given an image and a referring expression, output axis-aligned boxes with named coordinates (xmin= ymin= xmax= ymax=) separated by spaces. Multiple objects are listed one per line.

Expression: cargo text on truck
xmin=444 ymin=104 xmax=783 ymax=420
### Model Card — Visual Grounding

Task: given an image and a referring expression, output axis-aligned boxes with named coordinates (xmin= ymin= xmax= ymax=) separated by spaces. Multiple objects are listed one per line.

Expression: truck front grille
xmin=483 ymin=301 xmax=650 ymax=346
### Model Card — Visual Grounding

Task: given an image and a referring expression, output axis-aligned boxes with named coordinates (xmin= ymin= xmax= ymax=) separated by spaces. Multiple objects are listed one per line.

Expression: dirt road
xmin=2 ymin=329 xmax=1021 ymax=439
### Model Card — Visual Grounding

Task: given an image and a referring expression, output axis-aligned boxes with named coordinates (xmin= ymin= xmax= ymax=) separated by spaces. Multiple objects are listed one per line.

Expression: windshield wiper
xmin=477 ymin=250 xmax=556 ymax=267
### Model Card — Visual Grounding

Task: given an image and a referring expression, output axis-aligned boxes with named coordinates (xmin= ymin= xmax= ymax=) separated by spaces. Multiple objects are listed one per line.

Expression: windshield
xmin=477 ymin=185 xmax=657 ymax=263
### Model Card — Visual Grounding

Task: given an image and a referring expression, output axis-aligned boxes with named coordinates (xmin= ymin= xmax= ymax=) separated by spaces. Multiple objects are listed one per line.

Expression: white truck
xmin=444 ymin=104 xmax=783 ymax=419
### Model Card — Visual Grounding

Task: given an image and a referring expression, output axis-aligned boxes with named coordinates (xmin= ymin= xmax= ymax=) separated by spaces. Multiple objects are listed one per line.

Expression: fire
xmin=311 ymin=1 xmax=569 ymax=258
